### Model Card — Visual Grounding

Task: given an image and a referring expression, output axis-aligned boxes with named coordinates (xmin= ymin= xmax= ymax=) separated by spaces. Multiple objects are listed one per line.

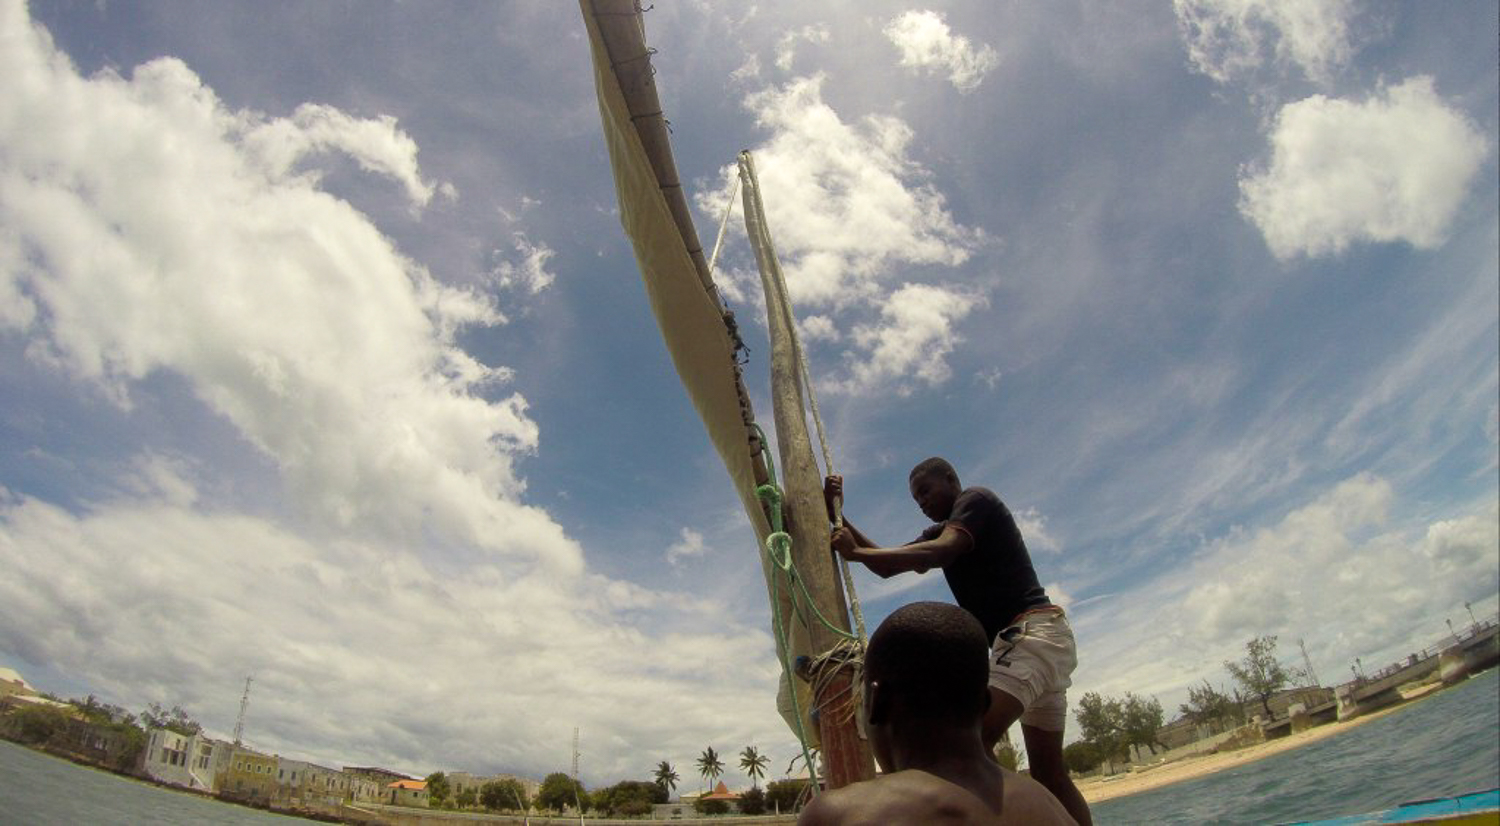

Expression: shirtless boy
xmin=796 ymin=601 xmax=1075 ymax=825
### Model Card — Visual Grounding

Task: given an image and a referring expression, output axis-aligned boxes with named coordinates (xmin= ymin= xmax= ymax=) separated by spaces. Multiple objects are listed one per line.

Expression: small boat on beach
xmin=1281 ymin=787 xmax=1499 ymax=825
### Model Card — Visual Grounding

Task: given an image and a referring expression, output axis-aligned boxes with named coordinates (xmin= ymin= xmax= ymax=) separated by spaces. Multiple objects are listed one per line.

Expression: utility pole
xmin=1298 ymin=638 xmax=1321 ymax=687
xmin=571 ymin=727 xmax=584 ymax=825
xmin=233 ymin=676 xmax=252 ymax=746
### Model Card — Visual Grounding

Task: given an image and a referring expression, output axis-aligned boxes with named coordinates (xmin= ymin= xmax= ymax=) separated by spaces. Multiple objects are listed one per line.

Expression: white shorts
xmin=989 ymin=607 xmax=1077 ymax=732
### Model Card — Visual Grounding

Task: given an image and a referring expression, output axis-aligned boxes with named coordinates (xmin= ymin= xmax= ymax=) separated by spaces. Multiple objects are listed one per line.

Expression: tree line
xmin=424 ymin=743 xmax=801 ymax=817
xmin=1063 ymin=635 xmax=1305 ymax=774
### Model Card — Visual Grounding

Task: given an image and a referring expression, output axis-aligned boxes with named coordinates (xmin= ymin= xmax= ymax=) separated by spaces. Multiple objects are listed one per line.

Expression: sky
xmin=0 ymin=0 xmax=1496 ymax=790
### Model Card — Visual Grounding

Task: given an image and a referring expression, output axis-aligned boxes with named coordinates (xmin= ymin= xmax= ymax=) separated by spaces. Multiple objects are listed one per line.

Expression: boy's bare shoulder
xmin=1002 ymin=770 xmax=1079 ymax=825
xmin=797 ymin=771 xmax=996 ymax=826
xmin=796 ymin=769 xmax=1075 ymax=826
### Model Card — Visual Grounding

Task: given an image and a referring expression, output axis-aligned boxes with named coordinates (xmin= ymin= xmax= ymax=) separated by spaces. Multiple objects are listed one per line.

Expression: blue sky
xmin=1 ymin=0 xmax=1496 ymax=788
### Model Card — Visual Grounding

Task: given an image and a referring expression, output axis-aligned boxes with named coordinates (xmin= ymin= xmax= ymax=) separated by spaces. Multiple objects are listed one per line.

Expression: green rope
xmin=751 ymin=425 xmax=862 ymax=795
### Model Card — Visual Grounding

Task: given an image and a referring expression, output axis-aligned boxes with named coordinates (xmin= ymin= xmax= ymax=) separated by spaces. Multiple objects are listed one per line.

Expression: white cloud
xmin=0 ymin=7 xmax=561 ymax=567
xmin=666 ymin=527 xmax=708 ymax=567
xmin=1015 ymin=506 xmax=1060 ymax=554
xmin=1071 ymin=476 xmax=1500 ymax=708
xmin=1239 ymin=77 xmax=1488 ymax=260
xmin=1044 ymin=581 xmax=1073 ymax=613
xmin=490 ymin=233 xmax=557 ymax=295
xmin=731 ymin=53 xmax=762 ymax=84
xmin=774 ymin=24 xmax=830 ymax=73
xmin=883 ymin=10 xmax=999 ymax=93
xmin=697 ymin=74 xmax=984 ymax=395
xmin=242 ymin=103 xmax=451 ymax=209
xmin=1173 ymin=0 xmax=1356 ymax=86
xmin=839 ymin=283 xmax=981 ymax=395
xmin=0 ymin=489 xmax=783 ymax=781
xmin=0 ymin=2 xmax=797 ymax=784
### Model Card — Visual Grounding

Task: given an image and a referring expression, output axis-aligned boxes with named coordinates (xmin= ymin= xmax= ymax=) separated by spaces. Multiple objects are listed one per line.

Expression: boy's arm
xmin=831 ymin=525 xmax=973 ymax=578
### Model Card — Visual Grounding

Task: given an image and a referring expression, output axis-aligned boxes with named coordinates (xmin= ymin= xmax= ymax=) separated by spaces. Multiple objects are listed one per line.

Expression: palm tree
xmin=739 ymin=746 xmax=769 ymax=790
xmin=696 ymin=746 xmax=724 ymax=793
xmin=654 ymin=760 xmax=679 ymax=796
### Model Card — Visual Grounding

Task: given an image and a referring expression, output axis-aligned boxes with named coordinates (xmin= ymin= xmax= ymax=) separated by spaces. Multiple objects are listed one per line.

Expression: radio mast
xmin=1298 ymin=639 xmax=1320 ymax=688
xmin=233 ymin=676 xmax=253 ymax=745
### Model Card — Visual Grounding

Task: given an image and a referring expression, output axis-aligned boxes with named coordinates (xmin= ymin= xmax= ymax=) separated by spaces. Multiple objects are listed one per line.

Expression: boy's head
xmin=863 ymin=602 xmax=990 ymax=767
xmin=908 ymin=457 xmax=961 ymax=522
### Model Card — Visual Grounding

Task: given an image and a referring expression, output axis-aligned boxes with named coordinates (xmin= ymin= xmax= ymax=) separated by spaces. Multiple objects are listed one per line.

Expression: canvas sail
xmin=579 ymin=0 xmax=830 ymax=748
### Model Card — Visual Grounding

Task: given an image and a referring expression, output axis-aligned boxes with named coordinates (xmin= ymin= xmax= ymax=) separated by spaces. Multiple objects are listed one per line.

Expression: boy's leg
xmin=1022 ymin=722 xmax=1092 ymax=826
xmin=982 ymin=686 xmax=1024 ymax=751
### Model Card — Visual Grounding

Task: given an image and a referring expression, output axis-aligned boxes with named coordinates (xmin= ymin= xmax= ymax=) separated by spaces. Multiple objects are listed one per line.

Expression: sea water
xmin=1091 ymin=667 xmax=1500 ymax=825
xmin=0 ymin=741 xmax=324 ymax=825
xmin=0 ymin=669 xmax=1495 ymax=825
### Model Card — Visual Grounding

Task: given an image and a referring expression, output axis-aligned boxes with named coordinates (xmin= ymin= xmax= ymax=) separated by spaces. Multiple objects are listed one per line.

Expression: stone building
xmin=387 ymin=778 xmax=430 ymax=807
xmin=221 ymin=745 xmax=279 ymax=802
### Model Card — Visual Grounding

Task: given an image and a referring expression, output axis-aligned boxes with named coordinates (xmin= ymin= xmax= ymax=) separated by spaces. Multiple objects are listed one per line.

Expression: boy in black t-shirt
xmin=827 ymin=457 xmax=1092 ymax=826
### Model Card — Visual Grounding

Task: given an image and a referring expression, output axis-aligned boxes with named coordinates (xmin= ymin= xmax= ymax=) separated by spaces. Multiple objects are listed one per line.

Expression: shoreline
xmin=1076 ymin=684 xmax=1448 ymax=804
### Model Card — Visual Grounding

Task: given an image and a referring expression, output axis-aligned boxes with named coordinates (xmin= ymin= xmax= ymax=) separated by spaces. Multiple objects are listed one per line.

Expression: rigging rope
xmin=752 ymin=425 xmax=864 ymax=795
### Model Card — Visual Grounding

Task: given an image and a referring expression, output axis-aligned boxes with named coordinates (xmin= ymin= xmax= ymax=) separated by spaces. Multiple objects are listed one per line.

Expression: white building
xmin=142 ymin=728 xmax=229 ymax=792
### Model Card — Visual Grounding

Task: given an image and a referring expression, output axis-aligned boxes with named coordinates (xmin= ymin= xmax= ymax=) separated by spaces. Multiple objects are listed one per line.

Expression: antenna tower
xmin=571 ymin=727 xmax=584 ymax=821
xmin=233 ymin=676 xmax=253 ymax=745
xmin=1298 ymin=639 xmax=1320 ymax=687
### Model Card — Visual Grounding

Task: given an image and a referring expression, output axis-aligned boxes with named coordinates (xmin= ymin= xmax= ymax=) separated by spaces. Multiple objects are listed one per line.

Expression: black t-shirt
xmin=912 ymin=486 xmax=1051 ymax=641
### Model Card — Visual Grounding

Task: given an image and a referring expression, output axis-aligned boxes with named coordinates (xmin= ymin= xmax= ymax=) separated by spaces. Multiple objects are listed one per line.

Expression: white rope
xmin=707 ymin=174 xmax=741 ymax=281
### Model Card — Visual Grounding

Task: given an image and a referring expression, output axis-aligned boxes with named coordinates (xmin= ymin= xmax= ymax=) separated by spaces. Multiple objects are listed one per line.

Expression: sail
xmin=579 ymin=0 xmax=823 ymax=746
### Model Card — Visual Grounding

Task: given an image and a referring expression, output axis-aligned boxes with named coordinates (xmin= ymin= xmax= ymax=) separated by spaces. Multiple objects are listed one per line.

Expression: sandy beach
xmin=1076 ymin=684 xmax=1446 ymax=804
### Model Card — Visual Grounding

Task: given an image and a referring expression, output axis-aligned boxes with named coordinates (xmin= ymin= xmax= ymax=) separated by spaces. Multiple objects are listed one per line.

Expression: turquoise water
xmin=0 ymin=740 xmax=323 ymax=825
xmin=1091 ymin=667 xmax=1500 ymax=825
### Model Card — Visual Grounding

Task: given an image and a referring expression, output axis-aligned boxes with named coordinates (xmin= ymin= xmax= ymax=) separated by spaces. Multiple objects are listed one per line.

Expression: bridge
xmin=1334 ymin=618 xmax=1498 ymax=721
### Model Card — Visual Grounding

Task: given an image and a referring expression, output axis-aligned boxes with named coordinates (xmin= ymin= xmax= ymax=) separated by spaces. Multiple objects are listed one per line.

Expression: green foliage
xmin=739 ymin=746 xmax=769 ymax=789
xmin=653 ymin=760 xmax=679 ymax=795
xmin=1063 ymin=740 xmax=1104 ymax=774
xmin=140 ymin=702 xmax=201 ymax=736
xmin=765 ymin=778 xmax=811 ymax=813
xmin=108 ymin=721 xmax=147 ymax=770
xmin=454 ymin=787 xmax=477 ymax=809
xmin=424 ymin=772 xmax=450 ymax=805
xmin=70 ymin=695 xmax=134 ymax=727
xmin=696 ymin=746 xmax=724 ymax=786
xmin=1076 ymin=691 xmax=1166 ymax=763
xmin=695 ymin=796 xmax=730 ymax=815
xmin=1179 ymin=680 xmax=1245 ymax=730
xmin=739 ymin=786 xmax=766 ymax=815
xmin=993 ymin=737 xmax=1020 ymax=771
xmin=1120 ymin=694 xmax=1166 ymax=756
xmin=480 ymin=778 xmax=529 ymax=812
xmin=536 ymin=772 xmax=587 ymax=812
xmin=7 ymin=704 xmax=70 ymax=744
xmin=1226 ymin=635 xmax=1293 ymax=718
xmin=593 ymin=780 xmax=665 ymax=815
xmin=1075 ymin=691 xmax=1126 ymax=763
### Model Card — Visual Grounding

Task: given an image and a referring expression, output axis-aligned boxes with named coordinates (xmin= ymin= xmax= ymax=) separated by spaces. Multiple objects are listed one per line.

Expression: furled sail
xmin=579 ymin=1 xmax=872 ymax=783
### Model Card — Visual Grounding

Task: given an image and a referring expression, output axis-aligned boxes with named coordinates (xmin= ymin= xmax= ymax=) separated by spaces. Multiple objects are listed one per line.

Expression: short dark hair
xmin=908 ymin=457 xmax=958 ymax=484
xmin=866 ymin=602 xmax=989 ymax=721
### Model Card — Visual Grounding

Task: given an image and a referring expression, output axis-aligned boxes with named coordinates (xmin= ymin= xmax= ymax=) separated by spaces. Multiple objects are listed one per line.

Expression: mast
xmin=738 ymin=151 xmax=872 ymax=788
xmin=580 ymin=0 xmax=873 ymax=790
xmin=233 ymin=675 xmax=252 ymax=746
